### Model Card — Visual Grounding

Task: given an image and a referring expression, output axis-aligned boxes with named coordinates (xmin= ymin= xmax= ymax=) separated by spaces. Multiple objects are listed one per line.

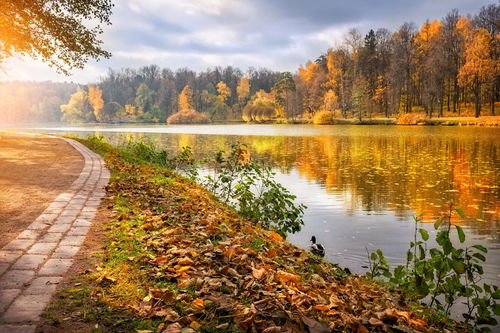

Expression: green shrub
xmin=202 ymin=144 xmax=306 ymax=236
xmin=367 ymin=210 xmax=499 ymax=331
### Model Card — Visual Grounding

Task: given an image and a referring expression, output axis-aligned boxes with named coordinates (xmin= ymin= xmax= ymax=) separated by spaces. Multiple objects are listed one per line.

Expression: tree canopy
xmin=0 ymin=0 xmax=113 ymax=74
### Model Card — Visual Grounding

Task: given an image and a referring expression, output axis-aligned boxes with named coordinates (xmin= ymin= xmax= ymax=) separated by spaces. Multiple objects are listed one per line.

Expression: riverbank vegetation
xmin=367 ymin=211 xmax=499 ymax=330
xmin=41 ymin=136 xmax=479 ymax=332
xmin=1 ymin=4 xmax=498 ymax=125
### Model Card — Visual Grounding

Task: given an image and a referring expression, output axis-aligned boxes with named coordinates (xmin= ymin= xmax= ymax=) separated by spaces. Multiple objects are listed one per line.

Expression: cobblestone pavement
xmin=0 ymin=137 xmax=109 ymax=333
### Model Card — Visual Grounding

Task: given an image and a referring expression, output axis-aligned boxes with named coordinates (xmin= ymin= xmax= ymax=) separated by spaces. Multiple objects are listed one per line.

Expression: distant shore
xmin=3 ymin=115 xmax=500 ymax=127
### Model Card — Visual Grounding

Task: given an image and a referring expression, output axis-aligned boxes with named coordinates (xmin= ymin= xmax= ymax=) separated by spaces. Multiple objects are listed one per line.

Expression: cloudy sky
xmin=0 ymin=0 xmax=492 ymax=83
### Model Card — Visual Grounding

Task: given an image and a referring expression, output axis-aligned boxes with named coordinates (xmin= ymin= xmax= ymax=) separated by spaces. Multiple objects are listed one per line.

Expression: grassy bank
xmin=41 ymin=137 xmax=466 ymax=332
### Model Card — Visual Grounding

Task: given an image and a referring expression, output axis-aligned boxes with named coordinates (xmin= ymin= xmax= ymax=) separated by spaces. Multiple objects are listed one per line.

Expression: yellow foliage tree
xmin=178 ymin=85 xmax=195 ymax=112
xmin=457 ymin=17 xmax=497 ymax=117
xmin=236 ymin=78 xmax=250 ymax=104
xmin=217 ymin=81 xmax=231 ymax=103
xmin=322 ymin=89 xmax=338 ymax=112
xmin=415 ymin=20 xmax=442 ymax=56
xmin=88 ymin=85 xmax=104 ymax=121
xmin=125 ymin=104 xmax=136 ymax=117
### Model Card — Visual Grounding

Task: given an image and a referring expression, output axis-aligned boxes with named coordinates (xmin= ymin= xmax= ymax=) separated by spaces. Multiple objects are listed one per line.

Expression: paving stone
xmin=0 ymin=324 xmax=36 ymax=333
xmin=78 ymin=212 xmax=96 ymax=220
xmin=52 ymin=245 xmax=80 ymax=259
xmin=0 ymin=289 xmax=21 ymax=312
xmin=41 ymin=207 xmax=62 ymax=215
xmin=34 ymin=213 xmax=59 ymax=223
xmin=60 ymin=209 xmax=81 ymax=217
xmin=54 ymin=216 xmax=75 ymax=224
xmin=73 ymin=218 xmax=92 ymax=227
xmin=26 ymin=221 xmax=50 ymax=231
xmin=23 ymin=276 xmax=62 ymax=295
xmin=17 ymin=230 xmax=41 ymax=240
xmin=85 ymin=200 xmax=101 ymax=207
xmin=0 ymin=251 xmax=23 ymax=264
xmin=0 ymin=270 xmax=35 ymax=289
xmin=81 ymin=206 xmax=97 ymax=213
xmin=60 ymin=236 xmax=86 ymax=246
xmin=47 ymin=223 xmax=72 ymax=233
xmin=38 ymin=259 xmax=73 ymax=276
xmin=12 ymin=255 xmax=47 ymax=270
xmin=65 ymin=203 xmax=83 ymax=211
xmin=54 ymin=192 xmax=74 ymax=201
xmin=67 ymin=226 xmax=89 ymax=236
xmin=3 ymin=239 xmax=35 ymax=251
xmin=2 ymin=293 xmax=53 ymax=322
xmin=69 ymin=199 xmax=86 ymax=205
xmin=27 ymin=243 xmax=58 ymax=255
xmin=48 ymin=202 xmax=67 ymax=209
xmin=0 ymin=263 xmax=10 ymax=275
xmin=38 ymin=233 xmax=63 ymax=243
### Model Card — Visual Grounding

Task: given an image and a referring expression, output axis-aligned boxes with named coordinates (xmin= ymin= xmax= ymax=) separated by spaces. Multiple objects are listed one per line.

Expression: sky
xmin=0 ymin=0 xmax=493 ymax=84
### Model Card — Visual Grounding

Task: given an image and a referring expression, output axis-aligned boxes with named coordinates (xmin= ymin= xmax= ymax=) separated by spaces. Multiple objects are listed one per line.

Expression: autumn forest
xmin=0 ymin=4 xmax=498 ymax=125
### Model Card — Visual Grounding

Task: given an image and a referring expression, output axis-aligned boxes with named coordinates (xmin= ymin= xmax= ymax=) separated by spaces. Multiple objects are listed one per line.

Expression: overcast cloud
xmin=0 ymin=0 xmax=493 ymax=83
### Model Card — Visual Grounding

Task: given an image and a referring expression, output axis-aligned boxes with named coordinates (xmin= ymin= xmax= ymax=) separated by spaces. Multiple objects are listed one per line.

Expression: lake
xmin=18 ymin=123 xmax=500 ymax=287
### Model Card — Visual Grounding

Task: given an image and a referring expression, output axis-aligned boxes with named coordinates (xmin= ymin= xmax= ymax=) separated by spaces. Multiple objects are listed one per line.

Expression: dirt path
xmin=0 ymin=131 xmax=83 ymax=248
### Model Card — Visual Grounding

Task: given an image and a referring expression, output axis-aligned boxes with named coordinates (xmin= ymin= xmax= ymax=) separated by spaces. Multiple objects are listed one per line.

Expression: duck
xmin=310 ymin=236 xmax=325 ymax=257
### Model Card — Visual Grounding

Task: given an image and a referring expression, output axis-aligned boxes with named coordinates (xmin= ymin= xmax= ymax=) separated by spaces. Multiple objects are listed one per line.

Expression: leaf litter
xmin=88 ymin=144 xmax=465 ymax=333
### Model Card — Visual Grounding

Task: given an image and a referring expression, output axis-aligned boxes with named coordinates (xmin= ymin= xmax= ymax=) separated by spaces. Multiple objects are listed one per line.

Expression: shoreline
xmin=2 ymin=115 xmax=500 ymax=128
xmin=38 ymin=136 xmax=467 ymax=332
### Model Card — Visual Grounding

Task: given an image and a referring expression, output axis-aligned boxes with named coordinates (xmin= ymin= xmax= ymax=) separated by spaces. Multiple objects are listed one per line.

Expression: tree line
xmin=0 ymin=4 xmax=497 ymax=124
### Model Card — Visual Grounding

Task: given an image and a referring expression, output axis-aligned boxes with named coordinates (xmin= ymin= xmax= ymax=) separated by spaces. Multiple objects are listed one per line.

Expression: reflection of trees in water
xmin=107 ymin=130 xmax=498 ymax=237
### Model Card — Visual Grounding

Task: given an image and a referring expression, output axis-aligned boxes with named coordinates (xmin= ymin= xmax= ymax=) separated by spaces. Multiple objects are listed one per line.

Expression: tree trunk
xmin=474 ymin=83 xmax=481 ymax=118
xmin=439 ymin=96 xmax=443 ymax=118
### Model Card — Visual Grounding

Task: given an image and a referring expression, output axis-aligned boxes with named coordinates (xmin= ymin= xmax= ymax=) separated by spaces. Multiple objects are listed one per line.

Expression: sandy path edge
xmin=0 ymin=131 xmax=84 ymax=248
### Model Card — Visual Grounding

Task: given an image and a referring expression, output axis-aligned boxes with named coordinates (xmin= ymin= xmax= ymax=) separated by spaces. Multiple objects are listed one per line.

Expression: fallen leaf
xmin=252 ymin=267 xmax=267 ymax=280
xmin=313 ymin=304 xmax=330 ymax=311
xmin=162 ymin=322 xmax=181 ymax=333
xmin=276 ymin=271 xmax=301 ymax=285
xmin=302 ymin=316 xmax=330 ymax=333
xmin=368 ymin=317 xmax=384 ymax=326
xmin=150 ymin=256 xmax=169 ymax=265
xmin=190 ymin=321 xmax=202 ymax=329
xmin=269 ymin=231 xmax=283 ymax=242
xmin=178 ymin=257 xmax=194 ymax=265
xmin=191 ymin=298 xmax=205 ymax=310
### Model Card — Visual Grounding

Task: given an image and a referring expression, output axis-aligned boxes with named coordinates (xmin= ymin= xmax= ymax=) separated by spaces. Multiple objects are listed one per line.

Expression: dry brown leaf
xmin=312 ymin=304 xmax=330 ymax=311
xmin=178 ymin=257 xmax=194 ymax=266
xmin=190 ymin=321 xmax=202 ymax=329
xmin=269 ymin=231 xmax=283 ymax=242
xmin=150 ymin=256 xmax=169 ymax=265
xmin=192 ymin=298 xmax=205 ymax=310
xmin=252 ymin=267 xmax=267 ymax=280
xmin=224 ymin=248 xmax=235 ymax=260
xmin=276 ymin=271 xmax=301 ymax=285
xmin=302 ymin=316 xmax=331 ymax=333
xmin=162 ymin=322 xmax=181 ymax=333
xmin=267 ymin=248 xmax=278 ymax=258
xmin=368 ymin=317 xmax=384 ymax=326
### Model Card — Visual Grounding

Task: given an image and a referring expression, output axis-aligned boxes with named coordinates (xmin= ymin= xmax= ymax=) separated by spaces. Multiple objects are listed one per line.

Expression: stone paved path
xmin=0 ymin=137 xmax=109 ymax=333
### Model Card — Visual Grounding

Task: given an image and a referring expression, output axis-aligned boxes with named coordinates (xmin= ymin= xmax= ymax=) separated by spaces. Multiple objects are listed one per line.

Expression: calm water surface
xmin=20 ymin=124 xmax=500 ymax=286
